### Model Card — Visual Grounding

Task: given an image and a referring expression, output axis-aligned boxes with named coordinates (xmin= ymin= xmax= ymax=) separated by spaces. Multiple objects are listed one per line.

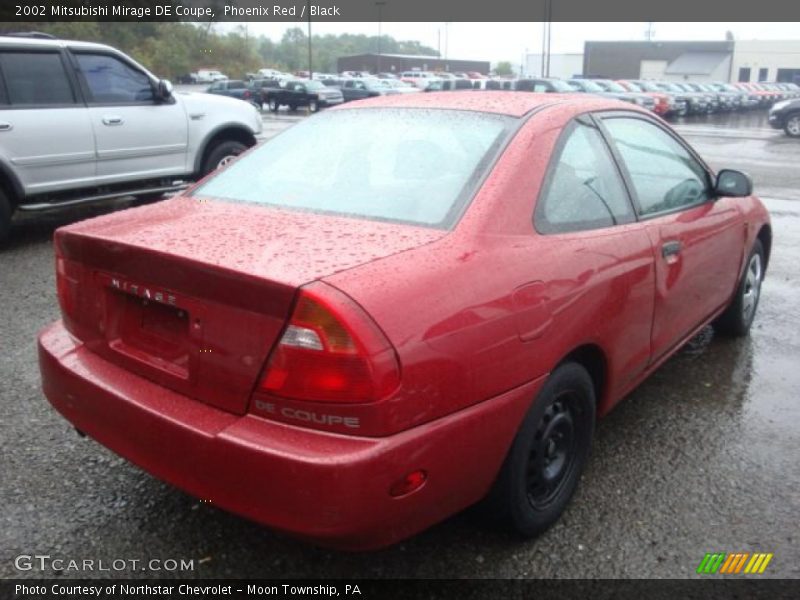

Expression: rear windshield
xmin=597 ymin=80 xmax=626 ymax=93
xmin=192 ymin=108 xmax=513 ymax=229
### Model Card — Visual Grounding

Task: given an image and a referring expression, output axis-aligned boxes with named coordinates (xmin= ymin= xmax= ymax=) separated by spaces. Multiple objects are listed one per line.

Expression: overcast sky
xmin=233 ymin=22 xmax=800 ymax=65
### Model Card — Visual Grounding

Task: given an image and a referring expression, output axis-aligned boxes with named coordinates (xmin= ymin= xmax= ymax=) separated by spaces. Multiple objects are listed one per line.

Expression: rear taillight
xmin=243 ymin=90 xmax=251 ymax=99
xmin=258 ymin=283 xmax=400 ymax=404
xmin=56 ymin=255 xmax=76 ymax=318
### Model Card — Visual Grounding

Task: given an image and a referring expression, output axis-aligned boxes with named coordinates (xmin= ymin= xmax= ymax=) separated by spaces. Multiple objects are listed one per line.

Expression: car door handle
xmin=0 ymin=121 xmax=13 ymax=131
xmin=102 ymin=116 xmax=124 ymax=126
xmin=662 ymin=241 xmax=682 ymax=258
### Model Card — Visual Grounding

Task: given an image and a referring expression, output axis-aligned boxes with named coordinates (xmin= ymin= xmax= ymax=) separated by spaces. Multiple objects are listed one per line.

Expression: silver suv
xmin=0 ymin=35 xmax=263 ymax=242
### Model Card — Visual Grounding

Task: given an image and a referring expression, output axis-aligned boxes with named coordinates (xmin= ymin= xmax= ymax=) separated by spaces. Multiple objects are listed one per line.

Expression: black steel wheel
xmin=486 ymin=362 xmax=595 ymax=537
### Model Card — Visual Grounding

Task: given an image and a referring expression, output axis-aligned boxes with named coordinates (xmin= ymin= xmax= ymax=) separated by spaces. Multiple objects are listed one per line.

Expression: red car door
xmin=524 ymin=118 xmax=655 ymax=399
xmin=600 ymin=115 xmax=744 ymax=361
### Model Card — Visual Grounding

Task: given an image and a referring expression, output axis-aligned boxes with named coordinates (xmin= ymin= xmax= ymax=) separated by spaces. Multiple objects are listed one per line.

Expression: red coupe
xmin=39 ymin=92 xmax=771 ymax=550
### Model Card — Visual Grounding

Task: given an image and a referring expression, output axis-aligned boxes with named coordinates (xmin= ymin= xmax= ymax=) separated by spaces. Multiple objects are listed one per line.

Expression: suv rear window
xmin=193 ymin=108 xmax=512 ymax=229
xmin=0 ymin=51 xmax=75 ymax=106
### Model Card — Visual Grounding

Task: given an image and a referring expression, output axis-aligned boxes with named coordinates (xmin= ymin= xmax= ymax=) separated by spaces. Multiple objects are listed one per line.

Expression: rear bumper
xmin=39 ymin=321 xmax=541 ymax=550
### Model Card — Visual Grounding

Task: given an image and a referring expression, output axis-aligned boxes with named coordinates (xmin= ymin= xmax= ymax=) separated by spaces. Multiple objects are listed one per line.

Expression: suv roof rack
xmin=1 ymin=32 xmax=57 ymax=40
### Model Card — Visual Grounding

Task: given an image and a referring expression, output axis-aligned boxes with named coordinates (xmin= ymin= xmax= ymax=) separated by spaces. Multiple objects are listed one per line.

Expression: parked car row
xmin=207 ymin=76 xmax=422 ymax=113
xmin=403 ymin=75 xmax=800 ymax=120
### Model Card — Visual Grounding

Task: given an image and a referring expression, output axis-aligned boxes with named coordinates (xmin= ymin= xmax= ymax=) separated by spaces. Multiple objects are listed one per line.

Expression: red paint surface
xmin=40 ymin=93 xmax=771 ymax=548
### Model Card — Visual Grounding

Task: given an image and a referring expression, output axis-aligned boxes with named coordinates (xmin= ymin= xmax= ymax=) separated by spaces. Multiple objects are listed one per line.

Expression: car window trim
xmin=0 ymin=60 xmax=8 ymax=105
xmin=594 ymin=110 xmax=716 ymax=221
xmin=532 ymin=114 xmax=639 ymax=236
xmin=68 ymin=49 xmax=159 ymax=107
xmin=438 ymin=102 xmax=570 ymax=229
xmin=0 ymin=47 xmax=83 ymax=109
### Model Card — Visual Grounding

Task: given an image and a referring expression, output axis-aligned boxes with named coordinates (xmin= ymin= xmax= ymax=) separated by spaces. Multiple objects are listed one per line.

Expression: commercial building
xmin=336 ymin=53 xmax=490 ymax=75
xmin=583 ymin=40 xmax=800 ymax=84
xmin=732 ymin=40 xmax=800 ymax=84
xmin=525 ymin=53 xmax=584 ymax=79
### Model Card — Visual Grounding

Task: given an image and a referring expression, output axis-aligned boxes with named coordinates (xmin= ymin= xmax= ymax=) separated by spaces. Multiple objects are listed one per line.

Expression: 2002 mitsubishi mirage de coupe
xmin=40 ymin=92 xmax=771 ymax=550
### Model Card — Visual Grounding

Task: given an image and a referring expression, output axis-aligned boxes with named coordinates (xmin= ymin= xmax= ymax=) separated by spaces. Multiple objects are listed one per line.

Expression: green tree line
xmin=3 ymin=22 xmax=439 ymax=79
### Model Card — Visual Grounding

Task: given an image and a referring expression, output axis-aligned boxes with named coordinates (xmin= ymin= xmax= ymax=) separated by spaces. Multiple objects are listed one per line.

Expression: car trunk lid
xmin=55 ymin=196 xmax=445 ymax=415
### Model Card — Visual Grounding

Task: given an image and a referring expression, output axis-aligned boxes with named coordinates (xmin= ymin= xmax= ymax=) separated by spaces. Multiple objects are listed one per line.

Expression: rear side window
xmin=603 ymin=117 xmax=710 ymax=216
xmin=74 ymin=53 xmax=154 ymax=104
xmin=193 ymin=108 xmax=512 ymax=229
xmin=0 ymin=51 xmax=75 ymax=106
xmin=0 ymin=67 xmax=7 ymax=105
xmin=536 ymin=121 xmax=634 ymax=234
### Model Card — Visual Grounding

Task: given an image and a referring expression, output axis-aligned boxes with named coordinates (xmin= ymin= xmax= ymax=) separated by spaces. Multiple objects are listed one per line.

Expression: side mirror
xmin=157 ymin=79 xmax=174 ymax=101
xmin=714 ymin=169 xmax=752 ymax=197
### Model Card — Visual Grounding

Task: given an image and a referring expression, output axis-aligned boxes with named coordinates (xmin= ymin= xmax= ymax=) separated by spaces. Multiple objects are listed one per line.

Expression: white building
xmin=584 ymin=39 xmax=800 ymax=84
xmin=524 ymin=53 xmax=584 ymax=79
xmin=732 ymin=40 xmax=800 ymax=83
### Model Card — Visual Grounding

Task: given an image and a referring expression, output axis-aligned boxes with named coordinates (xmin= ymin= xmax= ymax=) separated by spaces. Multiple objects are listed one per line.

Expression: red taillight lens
xmin=243 ymin=90 xmax=251 ymax=99
xmin=259 ymin=283 xmax=400 ymax=403
xmin=56 ymin=256 xmax=75 ymax=317
xmin=389 ymin=470 xmax=427 ymax=497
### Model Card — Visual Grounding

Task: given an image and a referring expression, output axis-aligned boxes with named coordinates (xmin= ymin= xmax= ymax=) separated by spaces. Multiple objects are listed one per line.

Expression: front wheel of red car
xmin=487 ymin=362 xmax=595 ymax=538
xmin=714 ymin=238 xmax=765 ymax=337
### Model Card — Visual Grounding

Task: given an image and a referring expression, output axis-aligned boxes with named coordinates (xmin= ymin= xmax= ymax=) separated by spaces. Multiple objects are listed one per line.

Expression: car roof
xmin=0 ymin=35 xmax=113 ymax=52
xmin=330 ymin=91 xmax=638 ymax=118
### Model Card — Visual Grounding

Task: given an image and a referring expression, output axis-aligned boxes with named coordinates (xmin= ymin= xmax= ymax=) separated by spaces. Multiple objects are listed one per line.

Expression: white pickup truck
xmin=190 ymin=69 xmax=229 ymax=84
xmin=0 ymin=36 xmax=262 ymax=243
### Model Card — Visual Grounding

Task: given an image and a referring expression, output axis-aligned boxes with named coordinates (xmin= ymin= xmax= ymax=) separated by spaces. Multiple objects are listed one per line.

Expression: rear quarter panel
xmin=325 ymin=101 xmax=658 ymax=432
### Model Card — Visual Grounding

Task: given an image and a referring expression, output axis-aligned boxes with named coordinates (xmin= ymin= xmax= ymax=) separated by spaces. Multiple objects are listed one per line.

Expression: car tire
xmin=309 ymin=99 xmax=319 ymax=113
xmin=201 ymin=140 xmax=247 ymax=176
xmin=0 ymin=188 xmax=12 ymax=245
xmin=714 ymin=239 xmax=765 ymax=337
xmin=486 ymin=362 xmax=595 ymax=538
xmin=268 ymin=99 xmax=279 ymax=113
xmin=784 ymin=113 xmax=800 ymax=138
xmin=288 ymin=104 xmax=298 ymax=112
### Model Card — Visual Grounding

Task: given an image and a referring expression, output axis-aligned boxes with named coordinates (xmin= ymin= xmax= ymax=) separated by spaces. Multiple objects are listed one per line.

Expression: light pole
xmin=306 ymin=0 xmax=312 ymax=79
xmin=376 ymin=1 xmax=386 ymax=74
xmin=542 ymin=0 xmax=552 ymax=77
xmin=540 ymin=21 xmax=546 ymax=77
xmin=444 ymin=22 xmax=449 ymax=71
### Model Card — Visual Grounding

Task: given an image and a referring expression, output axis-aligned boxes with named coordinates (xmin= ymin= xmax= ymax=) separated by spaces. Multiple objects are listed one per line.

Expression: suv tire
xmin=784 ymin=113 xmax=800 ymax=138
xmin=0 ymin=188 xmax=12 ymax=245
xmin=202 ymin=141 xmax=247 ymax=176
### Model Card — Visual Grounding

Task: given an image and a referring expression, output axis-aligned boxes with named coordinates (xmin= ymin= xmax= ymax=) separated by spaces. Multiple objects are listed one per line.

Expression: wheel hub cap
xmin=217 ymin=155 xmax=236 ymax=169
xmin=742 ymin=253 xmax=762 ymax=322
xmin=526 ymin=397 xmax=576 ymax=508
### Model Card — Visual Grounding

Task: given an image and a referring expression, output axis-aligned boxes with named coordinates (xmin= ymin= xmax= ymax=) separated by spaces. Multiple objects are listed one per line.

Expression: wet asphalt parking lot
xmin=1 ymin=107 xmax=798 ymax=580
